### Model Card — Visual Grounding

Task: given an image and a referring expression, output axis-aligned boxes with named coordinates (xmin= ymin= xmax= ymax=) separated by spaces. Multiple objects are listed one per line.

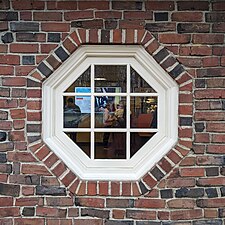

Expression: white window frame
xmin=43 ymin=45 xmax=178 ymax=181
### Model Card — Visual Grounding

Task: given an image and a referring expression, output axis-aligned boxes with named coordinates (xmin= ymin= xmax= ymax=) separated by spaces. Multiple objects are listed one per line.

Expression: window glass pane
xmin=64 ymin=96 xmax=91 ymax=128
xmin=65 ymin=132 xmax=90 ymax=158
xmin=95 ymin=65 xmax=127 ymax=93
xmin=95 ymin=96 xmax=126 ymax=128
xmin=131 ymin=67 xmax=156 ymax=93
xmin=95 ymin=132 xmax=126 ymax=159
xmin=65 ymin=66 xmax=91 ymax=92
xmin=130 ymin=96 xmax=157 ymax=128
xmin=130 ymin=132 xmax=156 ymax=157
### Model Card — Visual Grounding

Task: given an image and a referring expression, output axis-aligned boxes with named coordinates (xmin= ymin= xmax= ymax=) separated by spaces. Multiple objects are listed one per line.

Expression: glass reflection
xmin=130 ymin=96 xmax=157 ymax=129
xmin=130 ymin=132 xmax=156 ymax=157
xmin=65 ymin=132 xmax=90 ymax=158
xmin=95 ymin=96 xmax=126 ymax=128
xmin=95 ymin=65 xmax=127 ymax=93
xmin=63 ymin=96 xmax=91 ymax=128
xmin=131 ymin=67 xmax=156 ymax=93
xmin=65 ymin=66 xmax=91 ymax=92
xmin=95 ymin=132 xmax=126 ymax=159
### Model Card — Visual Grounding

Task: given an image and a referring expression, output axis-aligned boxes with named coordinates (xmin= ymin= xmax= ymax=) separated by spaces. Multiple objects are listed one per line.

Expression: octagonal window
xmin=43 ymin=45 xmax=178 ymax=180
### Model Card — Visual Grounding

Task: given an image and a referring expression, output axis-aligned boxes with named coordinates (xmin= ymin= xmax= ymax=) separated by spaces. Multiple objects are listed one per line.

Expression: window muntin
xmin=62 ymin=64 xmax=158 ymax=160
xmin=43 ymin=45 xmax=178 ymax=180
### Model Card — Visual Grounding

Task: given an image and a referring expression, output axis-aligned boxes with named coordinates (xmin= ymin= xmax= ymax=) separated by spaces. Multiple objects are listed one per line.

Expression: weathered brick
xmin=10 ymin=22 xmax=39 ymax=32
xmin=71 ymin=19 xmax=103 ymax=29
xmin=145 ymin=23 xmax=176 ymax=32
xmin=36 ymin=186 xmax=66 ymax=196
xmin=175 ymin=187 xmax=204 ymax=198
xmin=16 ymin=33 xmax=46 ymax=42
xmin=1 ymin=32 xmax=13 ymax=43
xmin=55 ymin=47 xmax=69 ymax=62
xmin=81 ymin=208 xmax=109 ymax=219
xmin=178 ymin=23 xmax=210 ymax=33
xmin=177 ymin=1 xmax=209 ymax=11
xmin=0 ymin=183 xmax=20 ymax=197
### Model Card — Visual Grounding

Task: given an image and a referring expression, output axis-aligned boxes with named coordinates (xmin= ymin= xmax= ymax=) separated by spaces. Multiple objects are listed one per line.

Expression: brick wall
xmin=0 ymin=0 xmax=225 ymax=224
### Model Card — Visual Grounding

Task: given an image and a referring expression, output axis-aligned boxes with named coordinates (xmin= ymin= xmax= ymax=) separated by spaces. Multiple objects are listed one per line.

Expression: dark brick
xmin=206 ymin=188 xmax=218 ymax=198
xmin=28 ymin=135 xmax=41 ymax=144
xmin=27 ymin=124 xmax=41 ymax=133
xmin=221 ymin=186 xmax=225 ymax=196
xmin=169 ymin=64 xmax=185 ymax=79
xmin=180 ymin=117 xmax=192 ymax=126
xmin=177 ymin=1 xmax=209 ymax=11
xmin=163 ymin=222 xmax=191 ymax=225
xmin=105 ymin=20 xmax=117 ymax=29
xmin=22 ymin=207 xmax=35 ymax=216
xmin=55 ymin=47 xmax=69 ymax=62
xmin=175 ymin=187 xmax=204 ymax=198
xmin=155 ymin=12 xmax=168 ymax=21
xmin=112 ymin=1 xmax=142 ymax=10
xmin=151 ymin=166 xmax=164 ymax=181
xmin=221 ymin=167 xmax=225 ymax=176
xmin=81 ymin=208 xmax=110 ymax=219
xmin=25 ymin=175 xmax=40 ymax=185
xmin=0 ymin=87 xmax=10 ymax=97
xmin=0 ymin=153 xmax=7 ymax=163
xmin=106 ymin=198 xmax=134 ymax=208
xmin=0 ymin=142 xmax=14 ymax=152
xmin=27 ymin=79 xmax=41 ymax=87
xmin=1 ymin=32 xmax=13 ymax=43
xmin=48 ymin=33 xmax=60 ymax=42
xmin=0 ymin=0 xmax=10 ymax=9
xmin=193 ymin=220 xmax=222 ymax=225
xmin=0 ymin=132 xmax=7 ymax=142
xmin=219 ymin=208 xmax=225 ymax=218
xmin=205 ymin=167 xmax=219 ymax=176
xmin=139 ymin=180 xmax=149 ymax=195
xmin=137 ymin=222 xmax=161 ymax=225
xmin=206 ymin=13 xmax=225 ymax=22
xmin=36 ymin=186 xmax=66 ymax=196
xmin=12 ymin=88 xmax=26 ymax=98
xmin=16 ymin=33 xmax=45 ymax=42
xmin=0 ymin=111 xmax=8 ymax=120
xmin=195 ymin=123 xmax=205 ymax=132
xmin=10 ymin=22 xmax=39 ymax=32
xmin=145 ymin=23 xmax=176 ymax=32
xmin=37 ymin=62 xmax=52 ymax=77
xmin=0 ymin=12 xmax=18 ymax=21
xmin=71 ymin=19 xmax=103 ymax=29
xmin=195 ymin=79 xmax=205 ymax=88
xmin=0 ymin=164 xmax=12 ymax=173
xmin=22 ymin=56 xmax=35 ymax=65
xmin=177 ymin=23 xmax=210 ymax=34
xmin=222 ymin=100 xmax=225 ymax=110
xmin=154 ymin=48 xmax=169 ymax=63
xmin=105 ymin=220 xmax=133 ymax=225
xmin=160 ymin=189 xmax=173 ymax=199
xmin=101 ymin=29 xmax=110 ymax=43
xmin=0 ymin=183 xmax=20 ymax=197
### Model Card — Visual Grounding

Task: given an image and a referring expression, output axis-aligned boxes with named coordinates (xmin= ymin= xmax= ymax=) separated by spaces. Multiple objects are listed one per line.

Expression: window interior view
xmin=63 ymin=65 xmax=158 ymax=160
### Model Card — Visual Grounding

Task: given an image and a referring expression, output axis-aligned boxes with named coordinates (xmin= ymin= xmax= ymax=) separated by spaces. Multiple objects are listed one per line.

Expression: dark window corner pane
xmin=65 ymin=132 xmax=90 ymax=158
xmin=130 ymin=132 xmax=156 ymax=158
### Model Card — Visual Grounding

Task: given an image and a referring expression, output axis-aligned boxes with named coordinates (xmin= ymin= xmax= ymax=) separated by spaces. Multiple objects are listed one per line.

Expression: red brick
xmin=76 ymin=197 xmax=104 ymax=208
xmin=167 ymin=178 xmax=195 ymax=188
xmin=0 ymin=66 xmax=14 ymax=75
xmin=179 ymin=105 xmax=193 ymax=115
xmin=146 ymin=1 xmax=174 ymax=10
xmin=0 ymin=207 xmax=20 ymax=217
xmin=180 ymin=168 xmax=205 ymax=177
xmin=207 ymin=145 xmax=225 ymax=154
xmin=172 ymin=12 xmax=203 ymax=22
xmin=111 ymin=181 xmax=120 ymax=196
xmin=124 ymin=11 xmax=152 ymax=20
xmin=159 ymin=34 xmax=191 ymax=44
xmin=112 ymin=209 xmax=125 ymax=219
xmin=198 ymin=198 xmax=225 ymax=208
xmin=0 ymin=55 xmax=20 ymax=65
xmin=87 ymin=181 xmax=97 ymax=196
xmin=9 ymin=131 xmax=25 ymax=141
xmin=196 ymin=156 xmax=222 ymax=166
xmin=194 ymin=133 xmax=210 ymax=143
xmin=207 ymin=123 xmax=225 ymax=132
xmin=52 ymin=162 xmax=67 ymax=177
xmin=40 ymin=44 xmax=58 ymax=54
xmin=178 ymin=57 xmax=202 ymax=68
xmin=22 ymin=164 xmax=51 ymax=175
xmin=74 ymin=219 xmax=103 ymax=225
xmin=27 ymin=89 xmax=42 ymax=98
xmin=8 ymin=152 xmax=36 ymax=162
xmin=127 ymin=209 xmax=156 ymax=220
xmin=167 ymin=150 xmax=182 ymax=164
xmin=171 ymin=209 xmax=203 ymax=220
xmin=22 ymin=186 xmax=35 ymax=196
xmin=212 ymin=134 xmax=225 ymax=143
xmin=27 ymin=100 xmax=42 ymax=110
xmin=195 ymin=112 xmax=225 ymax=121
xmin=158 ymin=158 xmax=173 ymax=173
xmin=2 ymin=77 xmax=26 ymax=86
xmin=16 ymin=197 xmax=41 ymax=206
xmin=78 ymin=1 xmax=109 ymax=10
xmin=36 ymin=145 xmax=51 ymax=160
xmin=27 ymin=112 xmax=41 ymax=121
xmin=61 ymin=171 xmax=76 ymax=187
xmin=63 ymin=38 xmax=77 ymax=54
xmin=64 ymin=11 xmax=93 ymax=21
xmin=125 ymin=29 xmax=135 ymax=44
xmin=14 ymin=120 xmax=25 ymax=130
xmin=36 ymin=207 xmax=66 ymax=217
xmin=68 ymin=179 xmax=80 ymax=194
xmin=0 ymin=197 xmax=13 ymax=206
xmin=195 ymin=89 xmax=225 ymax=99
xmin=143 ymin=174 xmax=157 ymax=189
xmin=167 ymin=199 xmax=195 ymax=209
xmin=99 ymin=181 xmax=109 ymax=196
xmin=204 ymin=209 xmax=218 ymax=218
xmin=197 ymin=177 xmax=225 ymax=186
xmin=44 ymin=153 xmax=59 ymax=168
xmin=95 ymin=11 xmax=122 ymax=19
xmin=135 ymin=199 xmax=165 ymax=208
xmin=47 ymin=1 xmax=77 ymax=10
xmin=119 ymin=20 xmax=145 ymax=29
xmin=203 ymin=57 xmax=220 ymax=67
xmin=122 ymin=182 xmax=131 ymax=196
xmin=0 ymin=44 xmax=8 ymax=53
xmin=180 ymin=157 xmax=196 ymax=166
xmin=10 ymin=44 xmax=38 ymax=53
xmin=0 ymin=121 xmax=12 ymax=130
xmin=41 ymin=23 xmax=70 ymax=32
xmin=10 ymin=109 xmax=26 ymax=119
xmin=193 ymin=34 xmax=224 ymax=44
xmin=46 ymin=197 xmax=73 ymax=206
xmin=12 ymin=0 xmax=44 ymax=9
xmin=34 ymin=12 xmax=62 ymax=21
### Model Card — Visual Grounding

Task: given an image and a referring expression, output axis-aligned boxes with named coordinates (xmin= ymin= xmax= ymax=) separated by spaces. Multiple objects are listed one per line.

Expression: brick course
xmin=0 ymin=0 xmax=224 ymax=224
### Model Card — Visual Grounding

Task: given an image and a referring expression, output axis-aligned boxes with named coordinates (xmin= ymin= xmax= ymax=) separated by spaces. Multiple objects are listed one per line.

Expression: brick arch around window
xmin=27 ymin=28 xmax=193 ymax=196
